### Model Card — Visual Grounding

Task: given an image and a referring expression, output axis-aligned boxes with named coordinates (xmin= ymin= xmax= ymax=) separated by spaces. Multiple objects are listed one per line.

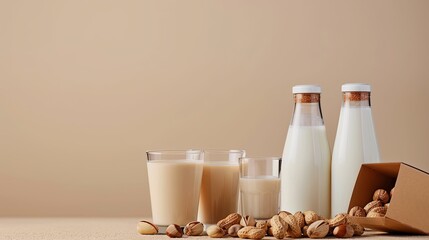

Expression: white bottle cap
xmin=292 ymin=85 xmax=321 ymax=94
xmin=341 ymin=83 xmax=371 ymax=92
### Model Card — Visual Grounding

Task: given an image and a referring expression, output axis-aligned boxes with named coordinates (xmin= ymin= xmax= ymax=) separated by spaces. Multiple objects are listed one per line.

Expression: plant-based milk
xmin=281 ymin=85 xmax=331 ymax=218
xmin=240 ymin=176 xmax=281 ymax=219
xmin=281 ymin=125 xmax=331 ymax=218
xmin=147 ymin=160 xmax=203 ymax=226
xmin=332 ymin=84 xmax=380 ymax=216
xmin=198 ymin=163 xmax=239 ymax=224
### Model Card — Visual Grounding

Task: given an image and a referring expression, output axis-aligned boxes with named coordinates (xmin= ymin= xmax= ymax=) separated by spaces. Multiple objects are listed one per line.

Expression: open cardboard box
xmin=348 ymin=162 xmax=429 ymax=234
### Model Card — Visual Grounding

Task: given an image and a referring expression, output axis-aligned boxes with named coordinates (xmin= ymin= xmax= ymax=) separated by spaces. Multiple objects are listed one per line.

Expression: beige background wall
xmin=0 ymin=0 xmax=428 ymax=217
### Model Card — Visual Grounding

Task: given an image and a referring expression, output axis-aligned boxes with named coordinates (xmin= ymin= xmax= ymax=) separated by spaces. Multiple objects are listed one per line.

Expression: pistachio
xmin=207 ymin=225 xmax=225 ymax=238
xmin=184 ymin=221 xmax=204 ymax=236
xmin=166 ymin=224 xmax=183 ymax=238
xmin=136 ymin=220 xmax=158 ymax=235
xmin=307 ymin=220 xmax=329 ymax=239
xmin=240 ymin=215 xmax=256 ymax=227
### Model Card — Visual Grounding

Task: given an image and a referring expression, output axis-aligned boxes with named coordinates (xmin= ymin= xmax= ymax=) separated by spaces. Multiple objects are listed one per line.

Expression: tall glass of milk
xmin=239 ymin=157 xmax=281 ymax=220
xmin=331 ymin=83 xmax=380 ymax=216
xmin=198 ymin=150 xmax=245 ymax=224
xmin=146 ymin=150 xmax=203 ymax=227
xmin=281 ymin=85 xmax=331 ymax=218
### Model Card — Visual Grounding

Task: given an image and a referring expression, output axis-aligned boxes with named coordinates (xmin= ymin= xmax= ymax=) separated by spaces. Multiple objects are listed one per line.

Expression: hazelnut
xmin=333 ymin=224 xmax=354 ymax=238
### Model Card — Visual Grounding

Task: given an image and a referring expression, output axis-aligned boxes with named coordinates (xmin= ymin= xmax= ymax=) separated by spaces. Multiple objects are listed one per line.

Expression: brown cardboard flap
xmin=348 ymin=163 xmax=398 ymax=211
xmin=350 ymin=216 xmax=426 ymax=235
xmin=386 ymin=163 xmax=429 ymax=234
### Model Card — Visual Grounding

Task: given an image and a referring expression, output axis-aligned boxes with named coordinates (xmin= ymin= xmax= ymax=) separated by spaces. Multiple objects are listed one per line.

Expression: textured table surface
xmin=0 ymin=218 xmax=426 ymax=240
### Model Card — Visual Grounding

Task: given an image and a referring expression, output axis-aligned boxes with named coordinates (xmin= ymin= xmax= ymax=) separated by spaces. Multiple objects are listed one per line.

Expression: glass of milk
xmin=239 ymin=157 xmax=281 ymax=220
xmin=146 ymin=150 xmax=204 ymax=227
xmin=198 ymin=150 xmax=245 ymax=224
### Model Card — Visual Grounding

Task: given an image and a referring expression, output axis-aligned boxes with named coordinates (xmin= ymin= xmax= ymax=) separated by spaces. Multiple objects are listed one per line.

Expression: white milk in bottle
xmin=331 ymin=83 xmax=380 ymax=217
xmin=281 ymin=85 xmax=331 ymax=218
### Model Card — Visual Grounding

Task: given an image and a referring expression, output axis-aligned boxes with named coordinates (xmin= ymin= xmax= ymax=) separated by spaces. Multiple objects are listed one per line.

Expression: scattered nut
xmin=373 ymin=189 xmax=390 ymax=204
xmin=217 ymin=213 xmax=242 ymax=230
xmin=364 ymin=200 xmax=383 ymax=213
xmin=333 ymin=224 xmax=354 ymax=238
xmin=137 ymin=220 xmax=158 ymax=235
xmin=349 ymin=222 xmax=365 ymax=236
xmin=228 ymin=224 xmax=243 ymax=237
xmin=294 ymin=211 xmax=305 ymax=228
xmin=283 ymin=214 xmax=302 ymax=238
xmin=348 ymin=206 xmax=366 ymax=217
xmin=368 ymin=206 xmax=387 ymax=215
xmin=278 ymin=211 xmax=292 ymax=221
xmin=240 ymin=215 xmax=256 ymax=227
xmin=207 ymin=225 xmax=225 ymax=238
xmin=367 ymin=211 xmax=385 ymax=218
xmin=184 ymin=221 xmax=204 ymax=236
xmin=302 ymin=225 xmax=309 ymax=237
xmin=307 ymin=220 xmax=329 ymax=239
xmin=237 ymin=226 xmax=266 ymax=239
xmin=270 ymin=215 xmax=287 ymax=239
xmin=255 ymin=220 xmax=268 ymax=232
xmin=304 ymin=211 xmax=319 ymax=225
xmin=329 ymin=213 xmax=348 ymax=228
xmin=166 ymin=224 xmax=183 ymax=238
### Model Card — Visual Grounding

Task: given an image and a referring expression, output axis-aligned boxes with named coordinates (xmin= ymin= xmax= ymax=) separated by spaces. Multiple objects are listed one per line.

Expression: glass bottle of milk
xmin=281 ymin=85 xmax=331 ymax=218
xmin=331 ymin=83 xmax=380 ymax=217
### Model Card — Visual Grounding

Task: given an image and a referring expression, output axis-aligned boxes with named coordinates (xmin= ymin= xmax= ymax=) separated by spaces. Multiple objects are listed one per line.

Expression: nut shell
xmin=227 ymin=224 xmax=243 ymax=237
xmin=207 ymin=225 xmax=225 ymax=238
xmin=255 ymin=220 xmax=268 ymax=232
xmin=350 ymin=222 xmax=365 ymax=236
xmin=333 ymin=224 xmax=354 ymax=238
xmin=307 ymin=220 xmax=329 ymax=239
xmin=373 ymin=189 xmax=390 ymax=204
xmin=240 ymin=215 xmax=256 ymax=227
xmin=166 ymin=224 xmax=183 ymax=238
xmin=364 ymin=200 xmax=383 ymax=213
xmin=349 ymin=206 xmax=366 ymax=217
xmin=184 ymin=221 xmax=204 ymax=236
xmin=237 ymin=226 xmax=266 ymax=239
xmin=304 ymin=211 xmax=319 ymax=225
xmin=217 ymin=213 xmax=242 ymax=230
xmin=137 ymin=220 xmax=158 ymax=235
xmin=270 ymin=215 xmax=287 ymax=239
xmin=367 ymin=211 xmax=385 ymax=218
xmin=283 ymin=214 xmax=302 ymax=238
xmin=294 ymin=211 xmax=305 ymax=228
xmin=368 ymin=206 xmax=387 ymax=215
xmin=329 ymin=213 xmax=348 ymax=228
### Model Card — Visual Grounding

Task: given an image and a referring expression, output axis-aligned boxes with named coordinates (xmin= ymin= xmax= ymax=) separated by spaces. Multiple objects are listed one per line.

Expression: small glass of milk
xmin=239 ymin=157 xmax=281 ymax=220
xmin=146 ymin=150 xmax=204 ymax=227
xmin=198 ymin=150 xmax=245 ymax=224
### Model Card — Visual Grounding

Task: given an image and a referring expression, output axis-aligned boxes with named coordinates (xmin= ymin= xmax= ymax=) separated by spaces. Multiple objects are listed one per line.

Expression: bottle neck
xmin=343 ymin=92 xmax=371 ymax=107
xmin=291 ymin=93 xmax=324 ymax=126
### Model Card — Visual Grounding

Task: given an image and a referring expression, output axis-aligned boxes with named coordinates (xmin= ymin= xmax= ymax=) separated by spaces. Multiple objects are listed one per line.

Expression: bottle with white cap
xmin=281 ymin=85 xmax=331 ymax=218
xmin=331 ymin=83 xmax=380 ymax=216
